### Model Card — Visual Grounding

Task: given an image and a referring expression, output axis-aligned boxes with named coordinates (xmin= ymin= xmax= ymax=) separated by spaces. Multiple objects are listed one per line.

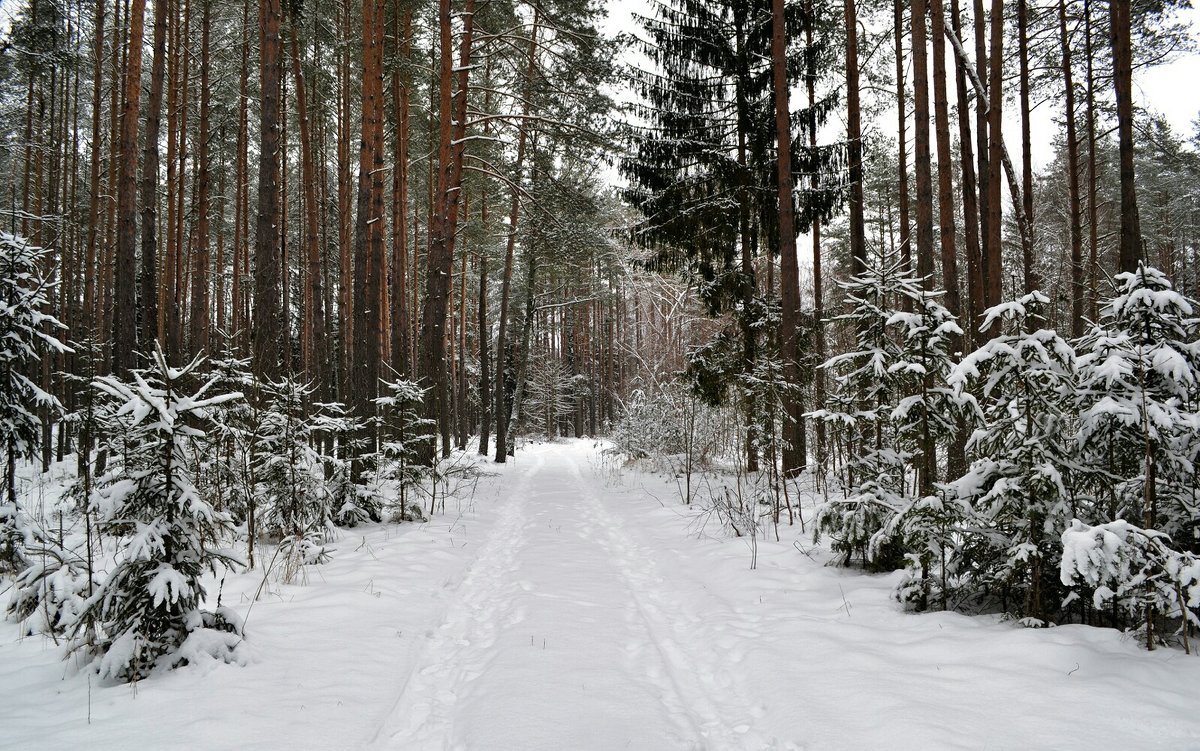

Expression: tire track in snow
xmin=566 ymin=452 xmax=780 ymax=750
xmin=365 ymin=452 xmax=544 ymax=749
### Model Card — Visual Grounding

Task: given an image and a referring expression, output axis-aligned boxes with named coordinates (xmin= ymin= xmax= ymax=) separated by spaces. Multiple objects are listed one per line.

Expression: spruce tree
xmin=943 ymin=291 xmax=1079 ymax=619
xmin=0 ymin=233 xmax=67 ymax=572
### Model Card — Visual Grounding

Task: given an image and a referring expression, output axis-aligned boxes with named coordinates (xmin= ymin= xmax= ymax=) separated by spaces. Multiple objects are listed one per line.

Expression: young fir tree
xmin=1068 ymin=265 xmax=1200 ymax=646
xmin=809 ymin=256 xmax=913 ymax=569
xmin=374 ymin=378 xmax=435 ymax=522
xmin=254 ymin=376 xmax=333 ymax=572
xmin=883 ymin=282 xmax=966 ymax=610
xmin=78 ymin=347 xmax=245 ymax=682
xmin=0 ymin=233 xmax=68 ymax=573
xmin=1075 ymin=265 xmax=1200 ymax=545
xmin=941 ymin=291 xmax=1079 ymax=620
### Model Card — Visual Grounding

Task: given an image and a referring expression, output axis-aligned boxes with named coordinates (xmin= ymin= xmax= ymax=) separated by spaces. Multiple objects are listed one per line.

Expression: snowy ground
xmin=3 ymin=439 xmax=1200 ymax=750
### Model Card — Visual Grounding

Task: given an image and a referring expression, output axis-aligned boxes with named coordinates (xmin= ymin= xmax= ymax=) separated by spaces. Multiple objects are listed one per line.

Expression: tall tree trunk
xmin=352 ymin=0 xmax=387 ymax=447
xmin=390 ymin=8 xmax=412 ymax=378
xmin=1084 ymin=0 xmax=1101 ymax=320
xmin=417 ymin=0 xmax=477 ymax=462
xmin=910 ymin=0 xmax=935 ymax=283
xmin=83 ymin=0 xmax=105 ymax=336
xmin=1110 ymin=0 xmax=1142 ymax=273
xmin=1018 ymin=0 xmax=1036 ymax=293
xmin=931 ymin=0 xmax=966 ymax=477
xmin=894 ymin=0 xmax=911 ymax=282
xmin=951 ymin=0 xmax=983 ymax=343
xmin=112 ymin=0 xmax=148 ymax=375
xmin=494 ymin=7 xmax=539 ymax=464
xmin=190 ymin=0 xmax=212 ymax=357
xmin=809 ymin=3 xmax=826 ymax=466
xmin=138 ymin=0 xmax=169 ymax=350
xmin=289 ymin=5 xmax=327 ymax=396
xmin=253 ymin=0 xmax=285 ymax=380
xmin=845 ymin=0 xmax=867 ymax=277
xmin=772 ymin=0 xmax=803 ymax=475
xmin=1060 ymin=0 xmax=1085 ymax=336
xmin=930 ymin=0 xmax=960 ymax=317
xmin=337 ymin=0 xmax=353 ymax=397
xmin=232 ymin=0 xmax=249 ymax=346
xmin=985 ymin=0 xmax=1004 ymax=310
xmin=973 ymin=0 xmax=993 ymax=310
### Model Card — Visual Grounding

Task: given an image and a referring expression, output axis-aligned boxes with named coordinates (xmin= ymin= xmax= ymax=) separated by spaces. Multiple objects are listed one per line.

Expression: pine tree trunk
xmin=1084 ymin=0 xmax=1101 ymax=320
xmin=1110 ymin=0 xmax=1142 ymax=273
xmin=1018 ymin=0 xmax=1036 ymax=293
xmin=83 ymin=0 xmax=105 ymax=335
xmin=352 ymin=0 xmax=387 ymax=449
xmin=289 ymin=7 xmax=327 ymax=397
xmin=190 ymin=0 xmax=212 ymax=357
xmin=254 ymin=0 xmax=285 ymax=380
xmin=113 ymin=0 xmax=147 ymax=375
xmin=138 ymin=0 xmax=169 ymax=351
xmin=910 ymin=0 xmax=935 ymax=284
xmin=1060 ymin=0 xmax=1085 ymax=337
xmin=845 ymin=0 xmax=867 ymax=277
xmin=390 ymin=9 xmax=412 ymax=378
xmin=951 ymin=0 xmax=983 ymax=343
xmin=494 ymin=8 xmax=539 ymax=464
xmin=985 ymin=0 xmax=1004 ymax=311
xmin=772 ymin=0 xmax=803 ymax=476
xmin=893 ymin=0 xmax=911 ymax=283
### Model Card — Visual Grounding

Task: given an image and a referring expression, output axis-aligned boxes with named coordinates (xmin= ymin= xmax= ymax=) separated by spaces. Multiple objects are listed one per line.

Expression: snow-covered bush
xmin=613 ymin=378 xmax=725 ymax=468
xmin=77 ymin=347 xmax=246 ymax=682
xmin=6 ymin=529 xmax=100 ymax=637
xmin=0 ymin=232 xmax=68 ymax=572
xmin=312 ymin=401 xmax=377 ymax=526
xmin=1061 ymin=519 xmax=1200 ymax=649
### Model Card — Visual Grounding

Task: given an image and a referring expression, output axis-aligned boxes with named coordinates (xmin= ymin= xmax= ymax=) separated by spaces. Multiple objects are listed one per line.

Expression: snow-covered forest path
xmin=368 ymin=443 xmax=772 ymax=750
xmin=5 ymin=439 xmax=1200 ymax=750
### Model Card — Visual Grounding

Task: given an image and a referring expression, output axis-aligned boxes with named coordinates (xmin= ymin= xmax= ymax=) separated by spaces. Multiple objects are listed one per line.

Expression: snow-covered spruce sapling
xmin=941 ymin=292 xmax=1078 ymax=620
xmin=1075 ymin=265 xmax=1200 ymax=545
xmin=76 ymin=347 xmax=246 ymax=682
xmin=199 ymin=350 xmax=258 ymax=546
xmin=1070 ymin=266 xmax=1200 ymax=644
xmin=0 ymin=232 xmax=68 ymax=572
xmin=311 ymin=401 xmax=379 ymax=526
xmin=254 ymin=376 xmax=333 ymax=577
xmin=884 ymin=281 xmax=967 ymax=608
xmin=374 ymin=378 xmax=434 ymax=522
xmin=809 ymin=256 xmax=955 ymax=572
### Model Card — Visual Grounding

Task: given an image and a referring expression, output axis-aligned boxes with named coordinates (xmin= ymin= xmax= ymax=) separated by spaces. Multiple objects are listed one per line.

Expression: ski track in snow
xmin=566 ymin=452 xmax=781 ymax=751
xmin=370 ymin=444 xmax=783 ymax=750
xmin=366 ymin=452 xmax=544 ymax=748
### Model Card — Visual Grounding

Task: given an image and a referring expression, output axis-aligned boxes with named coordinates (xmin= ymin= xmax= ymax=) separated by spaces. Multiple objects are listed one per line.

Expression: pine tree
xmin=79 ymin=347 xmax=245 ymax=682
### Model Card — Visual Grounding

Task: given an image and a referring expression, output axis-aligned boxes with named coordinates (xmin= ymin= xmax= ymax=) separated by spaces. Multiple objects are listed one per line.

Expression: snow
xmin=4 ymin=440 xmax=1200 ymax=749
